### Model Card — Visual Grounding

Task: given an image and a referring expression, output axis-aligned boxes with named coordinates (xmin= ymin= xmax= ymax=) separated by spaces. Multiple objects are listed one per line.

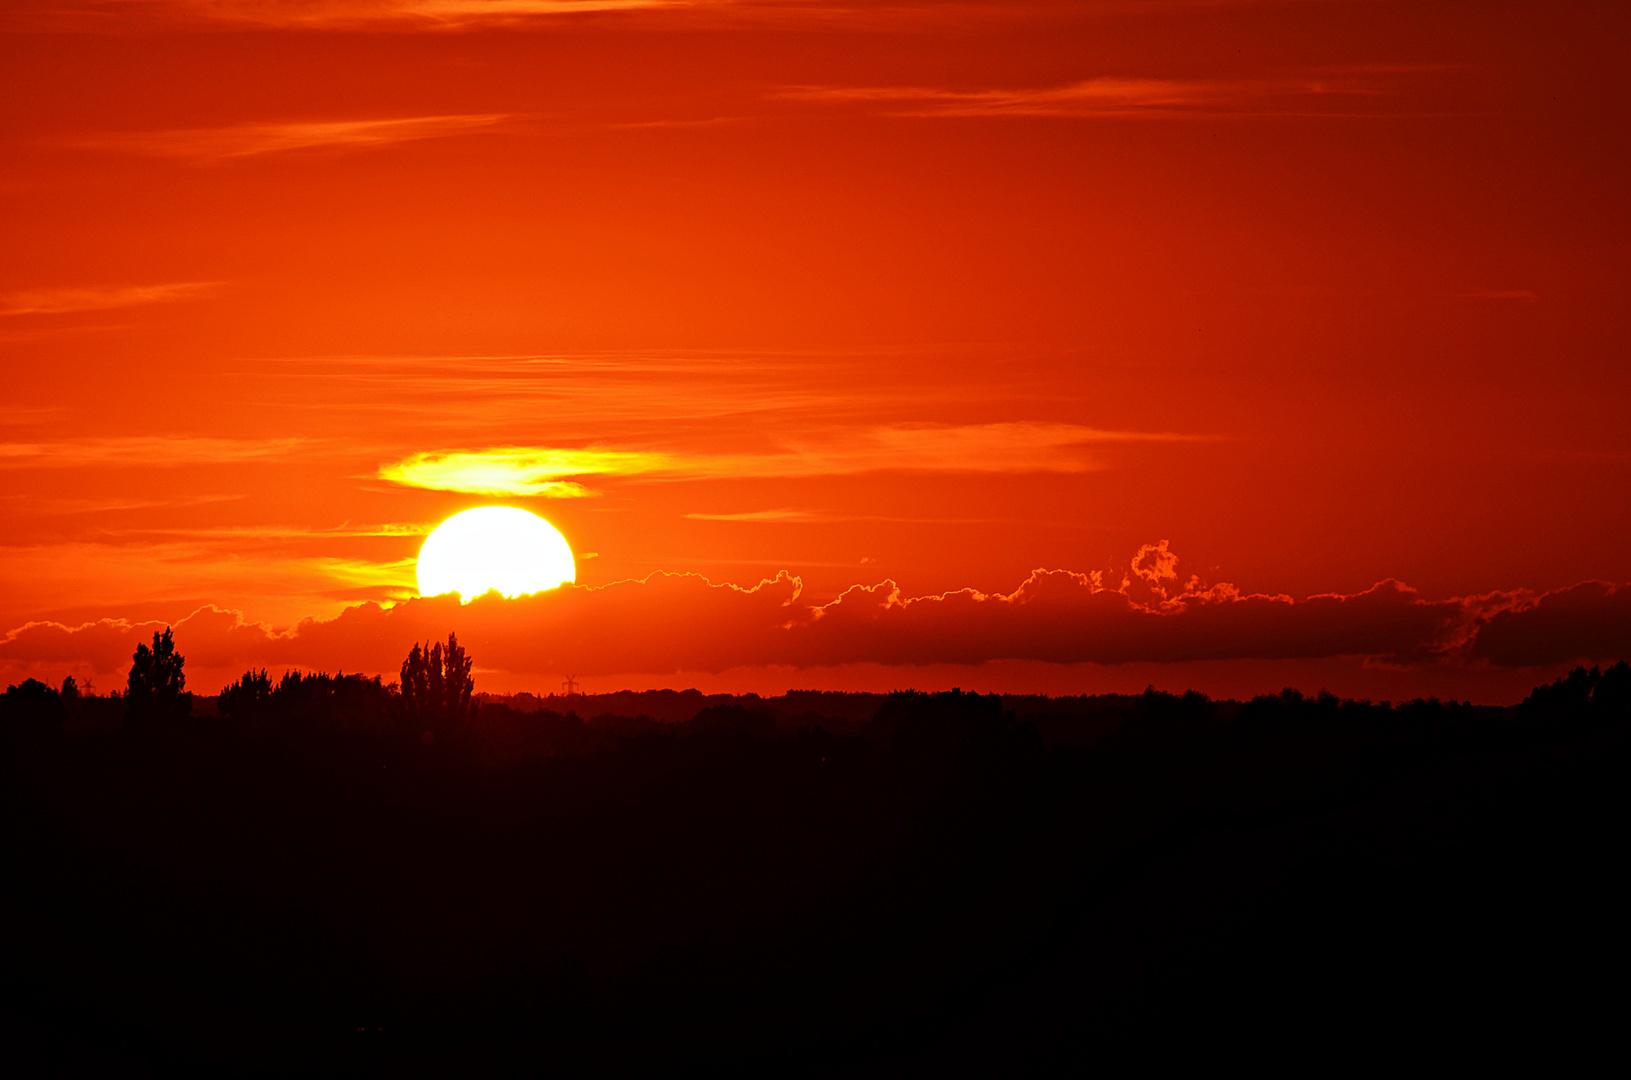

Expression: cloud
xmin=0 ymin=571 xmax=1456 ymax=686
xmin=783 ymin=78 xmax=1235 ymax=117
xmin=380 ymin=447 xmax=666 ymax=497
xmin=11 ymin=0 xmax=697 ymax=32
xmin=1470 ymin=581 xmax=1631 ymax=667
xmin=14 ymin=494 xmax=247 ymax=516
xmin=792 ymin=574 xmax=1467 ymax=668
xmin=780 ymin=69 xmax=1438 ymax=119
xmin=0 ymin=538 xmax=420 ymax=642
xmin=13 ymin=544 xmax=1626 ymax=691
xmin=681 ymin=508 xmax=1012 ymax=524
xmin=1450 ymin=290 xmax=1540 ymax=302
xmin=84 ymin=521 xmax=428 ymax=540
xmin=0 ymin=282 xmax=218 ymax=317
xmin=380 ymin=423 xmax=1192 ymax=494
xmin=0 ymin=436 xmax=311 ymax=469
xmin=73 ymin=115 xmax=509 ymax=163
xmin=218 ymin=0 xmax=682 ymax=26
xmin=230 ymin=350 xmax=960 ymax=436
xmin=340 ymin=0 xmax=678 ymax=19
xmin=684 ymin=508 xmax=822 ymax=522
xmin=2 ymin=1 xmax=1365 ymax=34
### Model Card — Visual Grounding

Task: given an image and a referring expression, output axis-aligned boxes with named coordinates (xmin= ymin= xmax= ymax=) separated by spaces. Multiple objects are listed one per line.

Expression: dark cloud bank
xmin=5 ymin=545 xmax=1628 ymax=685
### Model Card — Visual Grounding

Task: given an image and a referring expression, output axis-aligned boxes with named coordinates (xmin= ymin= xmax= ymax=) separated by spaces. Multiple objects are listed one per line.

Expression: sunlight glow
xmin=416 ymin=507 xmax=575 ymax=601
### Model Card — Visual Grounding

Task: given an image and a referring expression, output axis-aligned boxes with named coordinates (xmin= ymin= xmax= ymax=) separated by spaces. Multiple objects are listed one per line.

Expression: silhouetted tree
xmin=218 ymin=669 xmax=272 ymax=720
xmin=126 ymin=626 xmax=189 ymax=728
xmin=218 ymin=667 xmax=395 ymax=732
xmin=1 ymin=678 xmax=66 ymax=730
xmin=401 ymin=633 xmax=474 ymax=743
xmin=1593 ymin=661 xmax=1631 ymax=720
xmin=1521 ymin=662 xmax=1631 ymax=730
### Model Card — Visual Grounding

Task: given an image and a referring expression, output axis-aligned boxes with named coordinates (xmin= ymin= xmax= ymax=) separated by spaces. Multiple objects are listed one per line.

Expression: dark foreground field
xmin=3 ymin=669 xmax=1626 ymax=1075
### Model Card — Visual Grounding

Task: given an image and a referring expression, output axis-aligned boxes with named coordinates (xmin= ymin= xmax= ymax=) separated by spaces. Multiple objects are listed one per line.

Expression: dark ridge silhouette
xmin=2 ymin=643 xmax=1626 ymax=1073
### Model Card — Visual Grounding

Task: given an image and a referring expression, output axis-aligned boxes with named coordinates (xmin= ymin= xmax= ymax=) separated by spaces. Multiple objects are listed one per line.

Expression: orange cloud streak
xmin=0 ymin=283 xmax=219 ymax=317
xmin=72 ymin=115 xmax=510 ymax=163
xmin=0 ymin=437 xmax=311 ymax=468
xmin=781 ymin=69 xmax=1442 ymax=118
xmin=380 ymin=423 xmax=1195 ymax=494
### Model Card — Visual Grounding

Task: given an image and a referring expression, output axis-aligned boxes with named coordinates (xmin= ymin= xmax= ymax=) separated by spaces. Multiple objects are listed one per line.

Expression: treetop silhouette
xmin=126 ymin=626 xmax=189 ymax=728
xmin=401 ymin=632 xmax=474 ymax=743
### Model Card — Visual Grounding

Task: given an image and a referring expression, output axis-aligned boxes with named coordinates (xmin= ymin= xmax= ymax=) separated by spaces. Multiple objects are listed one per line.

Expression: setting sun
xmin=416 ymin=507 xmax=575 ymax=601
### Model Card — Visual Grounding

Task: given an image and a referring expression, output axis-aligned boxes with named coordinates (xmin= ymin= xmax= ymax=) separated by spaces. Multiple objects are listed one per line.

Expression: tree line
xmin=1 ymin=628 xmax=476 ymax=744
xmin=2 ymin=629 xmax=1626 ymax=1073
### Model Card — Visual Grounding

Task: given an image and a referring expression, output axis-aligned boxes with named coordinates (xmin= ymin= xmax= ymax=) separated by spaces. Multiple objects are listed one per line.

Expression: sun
xmin=417 ymin=506 xmax=576 ymax=601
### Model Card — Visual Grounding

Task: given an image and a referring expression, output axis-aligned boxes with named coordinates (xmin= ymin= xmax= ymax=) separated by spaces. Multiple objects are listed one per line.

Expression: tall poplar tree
xmin=400 ymin=633 xmax=474 ymax=742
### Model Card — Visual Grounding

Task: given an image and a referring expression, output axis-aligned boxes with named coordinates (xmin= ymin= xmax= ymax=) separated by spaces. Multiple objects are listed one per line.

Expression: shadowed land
xmin=2 ymin=648 xmax=1625 ymax=1073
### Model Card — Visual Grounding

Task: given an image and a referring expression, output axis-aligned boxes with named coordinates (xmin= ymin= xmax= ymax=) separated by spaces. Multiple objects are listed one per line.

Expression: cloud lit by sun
xmin=378 ymin=423 xmax=1195 ymax=496
xmin=380 ymin=447 xmax=670 ymax=496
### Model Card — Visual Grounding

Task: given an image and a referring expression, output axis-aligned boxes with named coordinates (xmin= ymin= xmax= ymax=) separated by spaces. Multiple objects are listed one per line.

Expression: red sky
xmin=3 ymin=0 xmax=1628 ymax=701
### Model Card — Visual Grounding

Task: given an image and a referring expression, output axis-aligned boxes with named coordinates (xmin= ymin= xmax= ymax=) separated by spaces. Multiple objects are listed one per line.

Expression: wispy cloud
xmin=681 ymin=508 xmax=1013 ymax=524
xmin=87 ymin=0 xmax=685 ymax=30
xmin=0 ymin=436 xmax=311 ymax=468
xmin=238 ymin=352 xmax=881 ymax=433
xmin=3 ymin=1 xmax=1335 ymax=34
xmin=781 ymin=69 xmax=1441 ymax=119
xmin=306 ymin=555 xmax=420 ymax=595
xmin=684 ymin=508 xmax=823 ymax=522
xmin=0 ymin=282 xmax=218 ymax=317
xmin=381 ymin=422 xmax=1197 ymax=495
xmin=381 ymin=447 xmax=667 ymax=497
xmin=11 ymin=494 xmax=247 ymax=516
xmin=1450 ymin=290 xmax=1539 ymax=302
xmin=355 ymin=0 xmax=678 ymax=18
xmin=73 ymin=114 xmax=509 ymax=163
xmin=89 ymin=521 xmax=431 ymax=541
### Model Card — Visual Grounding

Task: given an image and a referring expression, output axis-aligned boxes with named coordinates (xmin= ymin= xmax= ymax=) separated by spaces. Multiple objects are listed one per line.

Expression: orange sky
xmin=3 ymin=0 xmax=1628 ymax=700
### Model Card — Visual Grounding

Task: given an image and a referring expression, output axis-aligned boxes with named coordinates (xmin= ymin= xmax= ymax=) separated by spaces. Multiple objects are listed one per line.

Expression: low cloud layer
xmin=1470 ymin=581 xmax=1631 ymax=667
xmin=6 ymin=546 xmax=1627 ymax=690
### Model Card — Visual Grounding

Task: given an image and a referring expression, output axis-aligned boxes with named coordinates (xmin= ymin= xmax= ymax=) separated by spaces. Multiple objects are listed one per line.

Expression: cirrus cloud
xmin=70 ymin=115 xmax=511 ymax=164
xmin=380 ymin=422 xmax=1196 ymax=495
xmin=9 ymin=0 xmax=689 ymax=32
xmin=779 ymin=65 xmax=1455 ymax=120
xmin=0 ymin=436 xmax=312 ymax=469
xmin=0 ymin=282 xmax=220 ymax=317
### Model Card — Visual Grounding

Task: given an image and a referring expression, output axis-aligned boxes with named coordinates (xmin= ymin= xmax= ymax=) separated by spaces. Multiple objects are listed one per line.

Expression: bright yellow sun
xmin=416 ymin=506 xmax=576 ymax=601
